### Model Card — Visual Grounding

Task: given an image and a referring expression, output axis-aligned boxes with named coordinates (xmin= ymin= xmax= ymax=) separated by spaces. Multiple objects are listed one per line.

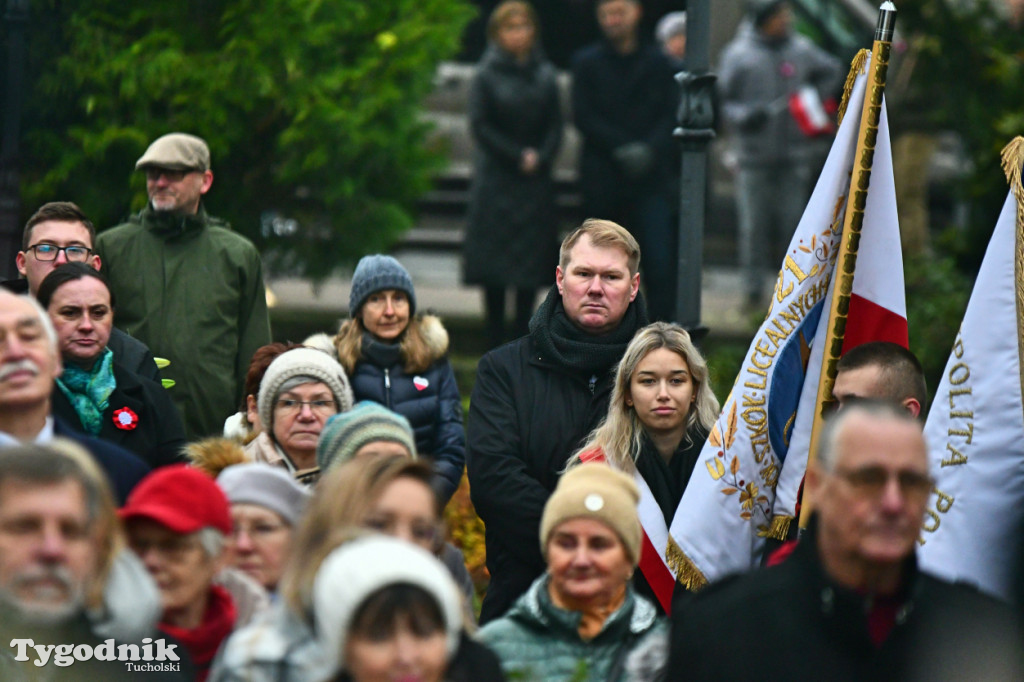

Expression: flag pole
xmin=799 ymin=2 xmax=897 ymax=528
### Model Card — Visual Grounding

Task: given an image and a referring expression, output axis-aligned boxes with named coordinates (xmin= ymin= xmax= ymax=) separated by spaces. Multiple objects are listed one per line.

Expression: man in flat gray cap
xmin=95 ymin=132 xmax=271 ymax=440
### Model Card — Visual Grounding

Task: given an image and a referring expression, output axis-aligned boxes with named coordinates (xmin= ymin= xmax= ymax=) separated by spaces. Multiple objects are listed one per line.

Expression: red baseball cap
xmin=119 ymin=464 xmax=232 ymax=535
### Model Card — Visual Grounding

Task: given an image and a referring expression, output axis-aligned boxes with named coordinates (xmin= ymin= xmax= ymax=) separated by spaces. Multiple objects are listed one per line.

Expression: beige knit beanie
xmin=258 ymin=347 xmax=354 ymax=431
xmin=540 ymin=463 xmax=642 ymax=565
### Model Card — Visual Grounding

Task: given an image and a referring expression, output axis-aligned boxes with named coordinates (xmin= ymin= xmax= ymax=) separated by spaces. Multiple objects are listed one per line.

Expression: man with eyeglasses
xmin=3 ymin=201 xmax=161 ymax=383
xmin=95 ymin=133 xmax=271 ymax=440
xmin=666 ymin=402 xmax=1023 ymax=680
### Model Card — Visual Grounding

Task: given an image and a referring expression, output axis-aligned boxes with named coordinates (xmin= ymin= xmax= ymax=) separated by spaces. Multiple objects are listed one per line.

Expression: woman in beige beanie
xmin=478 ymin=463 xmax=668 ymax=682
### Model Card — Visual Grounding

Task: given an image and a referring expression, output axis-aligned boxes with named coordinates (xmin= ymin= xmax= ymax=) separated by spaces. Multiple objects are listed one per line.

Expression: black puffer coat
xmin=345 ymin=315 xmax=465 ymax=503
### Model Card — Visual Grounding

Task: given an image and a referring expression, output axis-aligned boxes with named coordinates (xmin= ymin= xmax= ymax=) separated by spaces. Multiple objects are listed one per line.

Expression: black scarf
xmin=635 ymin=428 xmax=709 ymax=526
xmin=529 ymin=284 xmax=649 ymax=377
xmin=361 ymin=331 xmax=402 ymax=367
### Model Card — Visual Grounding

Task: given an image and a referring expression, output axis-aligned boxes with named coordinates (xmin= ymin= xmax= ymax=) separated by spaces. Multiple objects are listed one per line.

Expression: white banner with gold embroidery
xmin=666 ymin=57 xmax=906 ymax=587
xmin=917 ymin=191 xmax=1024 ymax=600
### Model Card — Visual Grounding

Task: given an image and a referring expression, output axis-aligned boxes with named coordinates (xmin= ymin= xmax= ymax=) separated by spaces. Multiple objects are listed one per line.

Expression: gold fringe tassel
xmin=836 ymin=49 xmax=870 ymax=126
xmin=766 ymin=514 xmax=793 ymax=541
xmin=1001 ymin=137 xmax=1024 ymax=202
xmin=1002 ymin=137 xmax=1024 ymax=424
xmin=666 ymin=537 xmax=708 ymax=592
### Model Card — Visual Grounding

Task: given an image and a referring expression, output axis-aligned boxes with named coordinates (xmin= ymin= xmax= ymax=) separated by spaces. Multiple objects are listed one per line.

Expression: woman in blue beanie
xmin=331 ymin=254 xmax=465 ymax=504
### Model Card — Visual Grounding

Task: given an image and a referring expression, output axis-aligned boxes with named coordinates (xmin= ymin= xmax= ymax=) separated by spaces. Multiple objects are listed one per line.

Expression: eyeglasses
xmin=832 ymin=466 xmax=933 ymax=499
xmin=274 ymin=398 xmax=337 ymax=416
xmin=26 ymin=243 xmax=92 ymax=262
xmin=145 ymin=168 xmax=191 ymax=182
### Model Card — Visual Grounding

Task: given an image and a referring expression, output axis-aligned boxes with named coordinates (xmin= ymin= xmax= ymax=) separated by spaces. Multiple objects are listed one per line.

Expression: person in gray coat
xmin=464 ymin=0 xmax=562 ymax=348
xmin=719 ymin=0 xmax=842 ymax=306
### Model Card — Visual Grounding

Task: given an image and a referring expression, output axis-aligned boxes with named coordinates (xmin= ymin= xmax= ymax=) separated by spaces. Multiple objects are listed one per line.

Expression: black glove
xmin=739 ymin=105 xmax=769 ymax=132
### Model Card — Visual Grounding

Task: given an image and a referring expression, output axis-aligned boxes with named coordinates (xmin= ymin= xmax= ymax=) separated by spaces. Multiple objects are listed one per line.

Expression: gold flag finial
xmin=837 ymin=49 xmax=870 ymax=126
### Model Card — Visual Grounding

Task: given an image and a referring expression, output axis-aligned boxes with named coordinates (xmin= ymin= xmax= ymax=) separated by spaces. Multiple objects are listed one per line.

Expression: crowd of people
xmin=0 ymin=1 xmax=1021 ymax=680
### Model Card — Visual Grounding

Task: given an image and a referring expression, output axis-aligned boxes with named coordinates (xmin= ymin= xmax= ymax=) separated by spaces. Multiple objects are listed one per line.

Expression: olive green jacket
xmin=96 ymin=205 xmax=271 ymax=439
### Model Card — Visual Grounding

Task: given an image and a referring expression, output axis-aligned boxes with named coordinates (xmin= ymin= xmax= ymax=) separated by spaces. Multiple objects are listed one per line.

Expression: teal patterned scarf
xmin=56 ymin=348 xmax=116 ymax=435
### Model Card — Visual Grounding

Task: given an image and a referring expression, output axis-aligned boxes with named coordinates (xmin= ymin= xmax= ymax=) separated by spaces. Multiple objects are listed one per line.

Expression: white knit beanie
xmin=313 ymin=535 xmax=462 ymax=673
xmin=257 ymin=348 xmax=354 ymax=431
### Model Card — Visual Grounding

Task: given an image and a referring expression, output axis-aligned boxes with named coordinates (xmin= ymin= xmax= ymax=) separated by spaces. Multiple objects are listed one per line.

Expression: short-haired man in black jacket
xmin=467 ymin=218 xmax=650 ymax=623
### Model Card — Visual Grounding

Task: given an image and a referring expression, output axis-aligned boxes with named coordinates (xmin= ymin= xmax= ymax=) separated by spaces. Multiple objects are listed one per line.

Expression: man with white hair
xmin=0 ymin=289 xmax=149 ymax=503
xmin=667 ymin=402 xmax=1024 ymax=680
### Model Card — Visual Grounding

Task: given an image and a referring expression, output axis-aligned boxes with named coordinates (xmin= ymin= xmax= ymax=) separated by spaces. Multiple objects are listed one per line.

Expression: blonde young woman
xmin=571 ymin=322 xmax=719 ymax=614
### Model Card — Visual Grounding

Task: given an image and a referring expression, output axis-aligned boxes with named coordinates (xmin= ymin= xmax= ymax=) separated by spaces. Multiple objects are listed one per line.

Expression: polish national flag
xmin=790 ymin=86 xmax=836 ymax=137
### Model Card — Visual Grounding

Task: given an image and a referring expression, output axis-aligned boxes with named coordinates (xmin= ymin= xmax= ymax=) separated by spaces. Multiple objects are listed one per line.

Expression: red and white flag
xmin=663 ymin=55 xmax=907 ymax=588
xmin=790 ymin=86 xmax=836 ymax=137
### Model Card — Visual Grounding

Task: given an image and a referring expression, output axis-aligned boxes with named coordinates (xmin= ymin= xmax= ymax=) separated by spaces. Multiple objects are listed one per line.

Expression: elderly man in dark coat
xmin=667 ymin=403 xmax=1024 ymax=681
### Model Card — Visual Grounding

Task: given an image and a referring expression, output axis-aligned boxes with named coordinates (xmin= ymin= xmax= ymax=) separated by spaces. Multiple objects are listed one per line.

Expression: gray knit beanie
xmin=316 ymin=401 xmax=417 ymax=471
xmin=217 ymin=463 xmax=311 ymax=526
xmin=258 ymin=348 xmax=354 ymax=431
xmin=348 ymin=255 xmax=417 ymax=316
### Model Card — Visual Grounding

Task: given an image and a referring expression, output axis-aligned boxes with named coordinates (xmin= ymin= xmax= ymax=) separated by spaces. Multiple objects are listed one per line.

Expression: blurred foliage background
xmin=11 ymin=0 xmax=474 ymax=280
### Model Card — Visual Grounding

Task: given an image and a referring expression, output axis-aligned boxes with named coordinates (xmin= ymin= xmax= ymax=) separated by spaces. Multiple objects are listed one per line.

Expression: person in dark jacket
xmin=3 ymin=201 xmax=160 ymax=382
xmin=0 ymin=289 xmax=149 ymax=504
xmin=718 ymin=0 xmax=842 ymax=306
xmin=313 ymin=535 xmax=505 ymax=682
xmin=467 ymin=218 xmax=649 ymax=623
xmin=571 ymin=322 xmax=719 ymax=613
xmin=464 ymin=0 xmax=562 ymax=348
xmin=38 ymin=263 xmax=186 ymax=468
xmin=332 ymin=255 xmax=465 ymax=504
xmin=571 ymin=0 xmax=678 ymax=322
xmin=667 ymin=402 xmax=1024 ymax=681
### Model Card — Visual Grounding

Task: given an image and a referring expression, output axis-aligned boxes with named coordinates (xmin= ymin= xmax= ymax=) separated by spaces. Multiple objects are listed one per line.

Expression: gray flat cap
xmin=135 ymin=133 xmax=211 ymax=172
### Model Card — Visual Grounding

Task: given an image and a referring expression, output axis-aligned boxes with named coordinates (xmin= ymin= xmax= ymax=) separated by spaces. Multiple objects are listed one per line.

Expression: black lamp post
xmin=673 ymin=0 xmax=714 ymax=338
xmin=0 ymin=0 xmax=29 ymax=280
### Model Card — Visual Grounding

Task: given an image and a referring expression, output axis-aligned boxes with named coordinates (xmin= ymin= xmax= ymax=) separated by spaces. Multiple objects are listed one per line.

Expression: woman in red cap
xmin=120 ymin=464 xmax=237 ymax=681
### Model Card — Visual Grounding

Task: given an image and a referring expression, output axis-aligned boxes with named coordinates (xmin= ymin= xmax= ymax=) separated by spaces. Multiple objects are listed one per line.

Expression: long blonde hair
xmin=333 ymin=315 xmax=438 ymax=375
xmin=572 ymin=322 xmax=719 ymax=473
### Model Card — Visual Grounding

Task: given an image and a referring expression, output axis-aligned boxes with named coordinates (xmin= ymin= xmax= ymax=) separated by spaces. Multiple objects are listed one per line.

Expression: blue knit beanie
xmin=349 ymin=255 xmax=417 ymax=316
